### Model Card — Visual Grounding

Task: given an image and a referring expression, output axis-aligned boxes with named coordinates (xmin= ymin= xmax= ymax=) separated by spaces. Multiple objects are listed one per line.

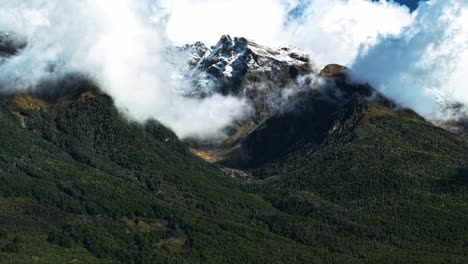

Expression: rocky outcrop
xmin=0 ymin=32 xmax=27 ymax=63
xmin=194 ymin=35 xmax=312 ymax=95
xmin=187 ymin=35 xmax=313 ymax=93
xmin=171 ymin=35 xmax=314 ymax=118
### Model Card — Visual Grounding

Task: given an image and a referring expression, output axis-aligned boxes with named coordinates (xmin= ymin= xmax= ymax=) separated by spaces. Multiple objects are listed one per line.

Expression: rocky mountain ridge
xmin=170 ymin=35 xmax=314 ymax=117
xmin=0 ymin=33 xmax=467 ymax=263
xmin=0 ymin=32 xmax=26 ymax=63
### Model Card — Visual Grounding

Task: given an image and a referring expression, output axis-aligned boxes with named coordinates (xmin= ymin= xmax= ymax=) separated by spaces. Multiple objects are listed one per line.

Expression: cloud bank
xmin=162 ymin=0 xmax=413 ymax=66
xmin=0 ymin=0 xmax=250 ymax=140
xmin=0 ymin=0 xmax=467 ymax=140
xmin=351 ymin=0 xmax=468 ymax=116
xmin=283 ymin=0 xmax=413 ymax=66
xmin=161 ymin=0 xmax=468 ymax=120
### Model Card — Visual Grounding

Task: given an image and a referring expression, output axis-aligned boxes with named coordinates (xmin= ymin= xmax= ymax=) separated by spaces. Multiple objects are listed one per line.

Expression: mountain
xmin=170 ymin=35 xmax=313 ymax=118
xmin=0 ymin=35 xmax=467 ymax=263
xmin=220 ymin=64 xmax=426 ymax=168
xmin=0 ymin=86 xmax=326 ymax=263
xmin=0 ymin=32 xmax=26 ymax=63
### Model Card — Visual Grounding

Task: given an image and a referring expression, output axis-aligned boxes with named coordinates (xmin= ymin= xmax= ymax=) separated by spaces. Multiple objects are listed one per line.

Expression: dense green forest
xmin=0 ymin=87 xmax=466 ymax=263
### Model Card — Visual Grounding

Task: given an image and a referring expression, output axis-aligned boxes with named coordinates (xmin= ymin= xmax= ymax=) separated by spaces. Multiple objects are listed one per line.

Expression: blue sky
xmin=379 ymin=0 xmax=423 ymax=11
xmin=288 ymin=0 xmax=423 ymax=22
xmin=1 ymin=0 xmax=466 ymax=137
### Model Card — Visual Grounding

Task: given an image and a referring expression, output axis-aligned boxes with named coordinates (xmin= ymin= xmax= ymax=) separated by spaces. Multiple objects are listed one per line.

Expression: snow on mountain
xmin=169 ymin=35 xmax=316 ymax=119
xmin=193 ymin=35 xmax=313 ymax=94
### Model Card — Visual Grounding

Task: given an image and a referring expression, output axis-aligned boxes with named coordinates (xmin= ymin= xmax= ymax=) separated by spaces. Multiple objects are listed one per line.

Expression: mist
xmin=163 ymin=0 xmax=468 ymax=121
xmin=282 ymin=0 xmax=413 ymax=66
xmin=0 ymin=0 xmax=467 ymax=140
xmin=162 ymin=0 xmax=413 ymax=66
xmin=351 ymin=0 xmax=468 ymax=117
xmin=0 ymin=0 xmax=250 ymax=140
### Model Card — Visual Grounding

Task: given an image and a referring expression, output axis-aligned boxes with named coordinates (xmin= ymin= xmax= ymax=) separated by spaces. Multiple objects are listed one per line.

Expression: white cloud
xmin=351 ymin=0 xmax=468 ymax=116
xmin=283 ymin=0 xmax=413 ymax=66
xmin=161 ymin=0 xmax=286 ymax=46
xmin=0 ymin=0 xmax=250 ymax=140
xmin=1 ymin=0 xmax=467 ymax=139
xmin=162 ymin=0 xmax=413 ymax=66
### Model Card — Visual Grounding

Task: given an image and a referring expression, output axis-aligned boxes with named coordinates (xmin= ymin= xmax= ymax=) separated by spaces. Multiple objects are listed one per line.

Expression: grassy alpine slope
xmin=0 ymin=82 xmax=466 ymax=263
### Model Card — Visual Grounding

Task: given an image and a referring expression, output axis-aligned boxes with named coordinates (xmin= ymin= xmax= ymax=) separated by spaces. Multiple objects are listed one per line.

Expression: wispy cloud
xmin=0 ymin=0 xmax=250 ymax=140
xmin=0 ymin=0 xmax=467 ymax=140
xmin=351 ymin=0 xmax=468 ymax=116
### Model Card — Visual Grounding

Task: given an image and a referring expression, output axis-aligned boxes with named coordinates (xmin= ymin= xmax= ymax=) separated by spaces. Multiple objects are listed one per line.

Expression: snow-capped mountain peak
xmin=175 ymin=35 xmax=314 ymax=100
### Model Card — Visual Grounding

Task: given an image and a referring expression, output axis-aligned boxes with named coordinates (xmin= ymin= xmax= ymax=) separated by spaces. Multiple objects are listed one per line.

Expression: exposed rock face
xmin=437 ymin=103 xmax=468 ymax=137
xmin=172 ymin=35 xmax=314 ymax=117
xmin=169 ymin=35 xmax=430 ymax=165
xmin=194 ymin=35 xmax=313 ymax=95
xmin=319 ymin=64 xmax=347 ymax=79
xmin=0 ymin=32 xmax=27 ymax=63
xmin=165 ymin=41 xmax=210 ymax=74
xmin=193 ymin=59 xmax=425 ymax=168
xmin=181 ymin=41 xmax=210 ymax=68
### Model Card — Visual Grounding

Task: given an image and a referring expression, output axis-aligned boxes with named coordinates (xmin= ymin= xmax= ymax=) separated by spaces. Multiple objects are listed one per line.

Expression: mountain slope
xmin=4 ymin=82 xmax=433 ymax=263
xmin=171 ymin=35 xmax=313 ymax=121
xmin=1 ymin=80 xmax=466 ymax=263
xmin=204 ymin=62 xmax=468 ymax=262
xmin=236 ymin=75 xmax=468 ymax=262
xmin=246 ymin=105 xmax=468 ymax=262
xmin=0 ymin=34 xmax=467 ymax=263
xmin=0 ymin=88 xmax=327 ymax=263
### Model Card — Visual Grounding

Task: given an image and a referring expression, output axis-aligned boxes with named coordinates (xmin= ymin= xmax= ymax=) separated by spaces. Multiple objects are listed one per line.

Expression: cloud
xmin=162 ymin=0 xmax=413 ymax=66
xmin=283 ymin=0 xmax=413 ymax=66
xmin=0 ymin=0 xmax=467 ymax=140
xmin=0 ymin=0 xmax=250 ymax=140
xmin=161 ymin=0 xmax=287 ymax=46
xmin=350 ymin=0 xmax=468 ymax=116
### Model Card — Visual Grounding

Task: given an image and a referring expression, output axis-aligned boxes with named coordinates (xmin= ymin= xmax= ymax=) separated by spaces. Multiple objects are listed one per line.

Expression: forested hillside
xmin=0 ymin=83 xmax=466 ymax=263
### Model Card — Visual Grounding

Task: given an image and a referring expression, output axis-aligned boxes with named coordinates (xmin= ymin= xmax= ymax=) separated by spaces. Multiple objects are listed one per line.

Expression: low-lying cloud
xmin=163 ymin=0 xmax=468 ymax=121
xmin=162 ymin=0 xmax=413 ymax=66
xmin=0 ymin=0 xmax=250 ymax=140
xmin=351 ymin=0 xmax=468 ymax=117
xmin=0 ymin=0 xmax=467 ymax=140
xmin=282 ymin=0 xmax=413 ymax=66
